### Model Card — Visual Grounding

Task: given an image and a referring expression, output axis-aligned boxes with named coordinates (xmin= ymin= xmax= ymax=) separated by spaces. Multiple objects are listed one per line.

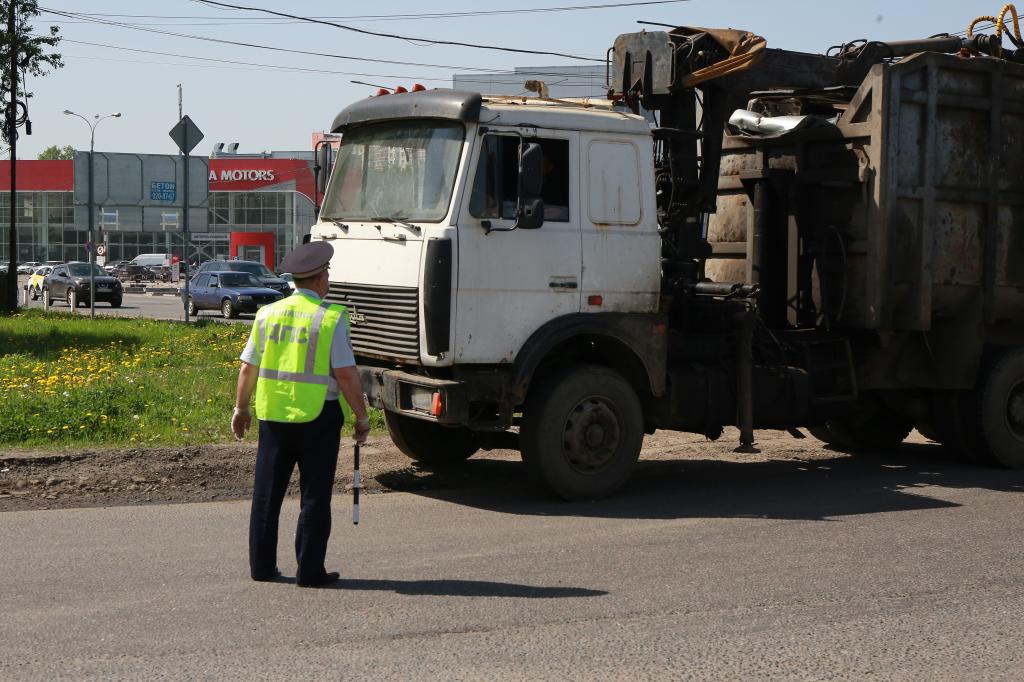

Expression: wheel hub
xmin=562 ymin=397 xmax=621 ymax=474
xmin=1007 ymin=380 xmax=1024 ymax=441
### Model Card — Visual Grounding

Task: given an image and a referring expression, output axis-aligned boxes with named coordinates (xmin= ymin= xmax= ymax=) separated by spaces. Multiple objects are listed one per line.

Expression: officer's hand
xmin=232 ymin=408 xmax=251 ymax=440
xmin=353 ymin=417 xmax=371 ymax=445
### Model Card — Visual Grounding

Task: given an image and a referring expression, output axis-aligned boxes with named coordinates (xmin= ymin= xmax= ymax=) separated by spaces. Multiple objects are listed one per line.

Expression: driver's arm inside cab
xmin=470 ymin=136 xmax=569 ymax=223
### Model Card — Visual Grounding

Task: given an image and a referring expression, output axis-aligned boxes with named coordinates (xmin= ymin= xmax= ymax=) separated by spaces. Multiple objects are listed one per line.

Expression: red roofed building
xmin=1 ymin=150 xmax=316 ymax=267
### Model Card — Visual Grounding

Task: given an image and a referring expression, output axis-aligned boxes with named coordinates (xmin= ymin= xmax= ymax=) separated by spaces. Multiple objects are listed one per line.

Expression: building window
xmin=209 ymin=192 xmax=230 ymax=225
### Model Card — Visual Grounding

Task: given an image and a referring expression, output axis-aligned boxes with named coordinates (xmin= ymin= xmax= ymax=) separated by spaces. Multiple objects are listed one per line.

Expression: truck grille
xmin=326 ymin=282 xmax=420 ymax=362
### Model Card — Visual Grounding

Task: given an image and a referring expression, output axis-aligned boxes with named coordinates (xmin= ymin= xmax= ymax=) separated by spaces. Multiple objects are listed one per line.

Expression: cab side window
xmin=469 ymin=135 xmax=570 ymax=223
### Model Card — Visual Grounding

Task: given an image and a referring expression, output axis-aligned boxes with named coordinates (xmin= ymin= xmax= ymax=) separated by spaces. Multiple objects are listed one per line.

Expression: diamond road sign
xmin=168 ymin=115 xmax=204 ymax=155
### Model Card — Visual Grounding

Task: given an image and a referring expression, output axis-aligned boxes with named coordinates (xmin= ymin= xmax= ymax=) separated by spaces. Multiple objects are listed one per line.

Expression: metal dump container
xmin=706 ymin=52 xmax=1024 ymax=337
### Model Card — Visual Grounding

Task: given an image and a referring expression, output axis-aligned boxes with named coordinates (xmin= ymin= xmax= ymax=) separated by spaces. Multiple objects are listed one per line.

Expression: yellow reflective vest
xmin=253 ymin=292 xmax=348 ymax=423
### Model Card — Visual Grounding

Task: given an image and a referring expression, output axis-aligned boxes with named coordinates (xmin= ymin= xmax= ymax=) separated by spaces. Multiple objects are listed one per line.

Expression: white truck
xmin=310 ymin=24 xmax=1024 ymax=499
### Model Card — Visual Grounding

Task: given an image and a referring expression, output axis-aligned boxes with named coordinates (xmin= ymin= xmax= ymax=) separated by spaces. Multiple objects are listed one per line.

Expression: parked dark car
xmin=193 ymin=260 xmax=290 ymax=293
xmin=184 ymin=271 xmax=284 ymax=318
xmin=104 ymin=260 xmax=131 ymax=275
xmin=117 ymin=263 xmax=156 ymax=282
xmin=148 ymin=265 xmax=173 ymax=282
xmin=44 ymin=262 xmax=123 ymax=308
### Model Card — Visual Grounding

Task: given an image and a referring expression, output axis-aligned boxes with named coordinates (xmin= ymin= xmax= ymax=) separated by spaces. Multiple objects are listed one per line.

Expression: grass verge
xmin=0 ymin=309 xmax=384 ymax=447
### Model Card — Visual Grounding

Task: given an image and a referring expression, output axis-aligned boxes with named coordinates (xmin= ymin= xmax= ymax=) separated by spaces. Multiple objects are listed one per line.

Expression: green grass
xmin=0 ymin=309 xmax=384 ymax=447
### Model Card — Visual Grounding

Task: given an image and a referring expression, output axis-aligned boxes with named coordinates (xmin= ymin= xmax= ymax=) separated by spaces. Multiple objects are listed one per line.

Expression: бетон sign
xmin=150 ymin=181 xmax=176 ymax=202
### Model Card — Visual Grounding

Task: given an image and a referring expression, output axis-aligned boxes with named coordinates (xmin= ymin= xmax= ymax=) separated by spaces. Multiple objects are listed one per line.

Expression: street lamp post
xmin=63 ymin=110 xmax=121 ymax=319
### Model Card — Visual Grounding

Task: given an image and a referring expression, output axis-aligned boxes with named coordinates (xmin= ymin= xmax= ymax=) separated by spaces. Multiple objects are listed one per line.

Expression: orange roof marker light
xmin=375 ymin=88 xmax=390 ymax=97
xmin=411 ymin=83 xmax=427 ymax=92
xmin=394 ymin=86 xmax=409 ymax=94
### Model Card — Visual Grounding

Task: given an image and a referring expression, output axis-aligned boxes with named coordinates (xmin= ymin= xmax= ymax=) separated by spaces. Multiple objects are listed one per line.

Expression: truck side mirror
xmin=516 ymin=142 xmax=545 ymax=230
xmin=315 ymin=143 xmax=334 ymax=196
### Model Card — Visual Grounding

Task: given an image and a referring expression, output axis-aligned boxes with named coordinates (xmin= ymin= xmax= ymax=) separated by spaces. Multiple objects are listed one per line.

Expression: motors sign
xmin=209 ymin=169 xmax=276 ymax=182
xmin=208 ymin=158 xmax=315 ymax=201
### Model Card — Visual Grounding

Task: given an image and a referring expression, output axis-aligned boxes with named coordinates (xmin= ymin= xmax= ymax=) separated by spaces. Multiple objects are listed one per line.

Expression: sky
xmin=10 ymin=1 xmax=995 ymax=159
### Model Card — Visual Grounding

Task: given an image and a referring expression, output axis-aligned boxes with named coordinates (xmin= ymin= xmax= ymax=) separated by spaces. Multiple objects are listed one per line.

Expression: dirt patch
xmin=0 ymin=430 xmax=934 ymax=512
xmin=0 ymin=436 xmax=410 ymax=512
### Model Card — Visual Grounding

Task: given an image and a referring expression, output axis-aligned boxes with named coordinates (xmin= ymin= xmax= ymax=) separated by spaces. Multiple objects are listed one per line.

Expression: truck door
xmin=455 ymin=131 xmax=582 ymax=363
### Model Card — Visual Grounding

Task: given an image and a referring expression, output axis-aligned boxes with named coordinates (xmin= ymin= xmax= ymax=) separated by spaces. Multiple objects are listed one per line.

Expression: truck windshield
xmin=321 ymin=121 xmax=464 ymax=223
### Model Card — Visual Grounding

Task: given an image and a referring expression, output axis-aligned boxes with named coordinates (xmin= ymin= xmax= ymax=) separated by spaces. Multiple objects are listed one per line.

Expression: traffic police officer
xmin=231 ymin=241 xmax=370 ymax=588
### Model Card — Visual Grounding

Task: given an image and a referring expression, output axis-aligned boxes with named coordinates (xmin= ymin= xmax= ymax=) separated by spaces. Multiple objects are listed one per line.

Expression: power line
xmin=39 ymin=7 xmax=510 ymax=73
xmin=190 ymin=0 xmax=612 ymax=62
xmin=47 ymin=1 xmax=692 ymax=24
xmin=58 ymin=53 xmax=450 ymax=80
xmin=54 ymin=36 xmax=610 ymax=82
xmin=61 ymin=53 xmax=608 ymax=92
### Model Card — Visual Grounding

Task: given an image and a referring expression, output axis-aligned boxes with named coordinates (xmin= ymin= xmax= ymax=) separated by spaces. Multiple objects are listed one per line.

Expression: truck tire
xmin=977 ymin=347 xmax=1024 ymax=469
xmin=810 ymin=401 xmax=912 ymax=452
xmin=521 ymin=364 xmax=643 ymax=501
xmin=806 ymin=425 xmax=835 ymax=443
xmin=926 ymin=391 xmax=993 ymax=464
xmin=384 ymin=410 xmax=478 ymax=467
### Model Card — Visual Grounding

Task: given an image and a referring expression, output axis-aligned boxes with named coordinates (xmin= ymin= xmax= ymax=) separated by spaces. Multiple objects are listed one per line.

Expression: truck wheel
xmin=806 ymin=425 xmax=834 ymax=443
xmin=384 ymin=410 xmax=478 ymax=467
xmin=521 ymin=364 xmax=643 ymax=501
xmin=977 ymin=348 xmax=1024 ymax=469
xmin=927 ymin=391 xmax=993 ymax=464
xmin=812 ymin=401 xmax=912 ymax=452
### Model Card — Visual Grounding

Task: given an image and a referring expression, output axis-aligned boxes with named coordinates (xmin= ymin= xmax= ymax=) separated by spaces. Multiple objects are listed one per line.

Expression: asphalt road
xmin=17 ymin=275 xmax=253 ymax=324
xmin=4 ymin=448 xmax=1024 ymax=680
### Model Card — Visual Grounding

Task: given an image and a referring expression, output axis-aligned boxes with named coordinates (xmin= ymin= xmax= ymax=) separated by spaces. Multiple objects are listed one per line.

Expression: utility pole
xmin=5 ymin=0 xmax=19 ymax=311
xmin=64 ymin=111 xmax=122 ymax=319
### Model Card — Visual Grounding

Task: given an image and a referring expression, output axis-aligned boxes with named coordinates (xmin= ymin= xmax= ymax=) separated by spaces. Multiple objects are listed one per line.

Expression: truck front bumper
xmin=358 ymin=366 xmax=469 ymax=425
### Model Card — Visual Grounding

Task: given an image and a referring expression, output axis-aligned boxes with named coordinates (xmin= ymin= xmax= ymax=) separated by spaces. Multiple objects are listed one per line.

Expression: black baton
xmin=352 ymin=442 xmax=361 ymax=525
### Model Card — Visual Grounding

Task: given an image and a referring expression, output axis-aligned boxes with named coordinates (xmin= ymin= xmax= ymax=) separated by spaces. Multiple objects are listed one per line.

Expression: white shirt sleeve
xmin=331 ymin=320 xmax=356 ymax=369
xmin=240 ymin=321 xmax=261 ymax=365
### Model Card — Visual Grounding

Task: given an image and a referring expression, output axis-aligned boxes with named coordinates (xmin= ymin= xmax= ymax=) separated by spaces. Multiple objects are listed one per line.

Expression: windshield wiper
xmin=370 ymin=214 xmax=418 ymax=231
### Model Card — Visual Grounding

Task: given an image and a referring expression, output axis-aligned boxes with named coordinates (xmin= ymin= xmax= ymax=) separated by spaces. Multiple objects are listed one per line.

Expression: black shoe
xmin=296 ymin=571 xmax=340 ymax=588
xmin=252 ymin=567 xmax=283 ymax=582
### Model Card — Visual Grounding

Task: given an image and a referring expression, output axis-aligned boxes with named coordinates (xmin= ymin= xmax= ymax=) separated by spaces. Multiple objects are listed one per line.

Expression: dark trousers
xmin=249 ymin=400 xmax=343 ymax=583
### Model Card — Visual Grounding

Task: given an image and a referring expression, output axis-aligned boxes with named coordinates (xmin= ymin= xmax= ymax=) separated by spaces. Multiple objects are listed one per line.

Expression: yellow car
xmin=27 ymin=265 xmax=53 ymax=300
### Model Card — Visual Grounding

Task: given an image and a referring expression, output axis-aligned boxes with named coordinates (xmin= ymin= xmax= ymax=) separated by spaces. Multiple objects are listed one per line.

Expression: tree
xmin=37 ymin=144 xmax=74 ymax=160
xmin=2 ymin=0 xmax=62 ymax=311
xmin=1 ymin=0 xmax=63 ymax=148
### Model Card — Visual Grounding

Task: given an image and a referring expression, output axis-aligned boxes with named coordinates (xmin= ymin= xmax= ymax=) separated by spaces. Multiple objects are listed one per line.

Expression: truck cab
xmin=311 ymin=91 xmax=668 ymax=498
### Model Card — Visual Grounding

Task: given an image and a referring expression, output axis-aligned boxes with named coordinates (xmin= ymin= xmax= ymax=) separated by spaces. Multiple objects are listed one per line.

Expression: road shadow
xmin=329 ymin=578 xmax=606 ymax=598
xmin=376 ymin=441 xmax=1024 ymax=522
xmin=259 ymin=574 xmax=604 ymax=597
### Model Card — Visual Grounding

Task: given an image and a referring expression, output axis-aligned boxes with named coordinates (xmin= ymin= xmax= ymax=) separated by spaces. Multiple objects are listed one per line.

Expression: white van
xmin=131 ymin=253 xmax=171 ymax=268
